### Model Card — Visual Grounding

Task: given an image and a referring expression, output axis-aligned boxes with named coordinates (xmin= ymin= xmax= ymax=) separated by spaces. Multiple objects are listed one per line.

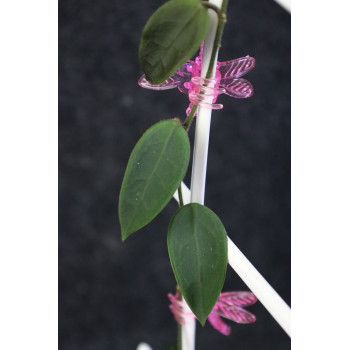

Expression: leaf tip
xmin=120 ymin=224 xmax=131 ymax=242
xmin=198 ymin=317 xmax=207 ymax=327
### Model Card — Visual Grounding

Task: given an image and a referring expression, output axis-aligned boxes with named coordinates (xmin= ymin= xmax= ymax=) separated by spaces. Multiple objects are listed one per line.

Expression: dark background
xmin=59 ymin=0 xmax=290 ymax=349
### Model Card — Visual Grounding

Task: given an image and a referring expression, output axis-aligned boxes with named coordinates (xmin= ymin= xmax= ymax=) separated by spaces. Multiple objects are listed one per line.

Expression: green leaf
xmin=167 ymin=203 xmax=228 ymax=325
xmin=139 ymin=0 xmax=209 ymax=84
xmin=119 ymin=120 xmax=190 ymax=240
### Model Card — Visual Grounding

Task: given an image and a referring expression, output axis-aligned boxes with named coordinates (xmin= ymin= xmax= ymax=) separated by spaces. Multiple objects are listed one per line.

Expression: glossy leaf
xmin=119 ymin=120 xmax=190 ymax=240
xmin=167 ymin=203 xmax=228 ymax=325
xmin=139 ymin=0 xmax=209 ymax=84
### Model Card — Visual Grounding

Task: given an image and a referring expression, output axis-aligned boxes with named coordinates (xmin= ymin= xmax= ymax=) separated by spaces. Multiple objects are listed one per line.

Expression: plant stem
xmin=206 ymin=0 xmax=227 ymax=78
xmin=183 ymin=105 xmax=197 ymax=132
xmin=177 ymin=323 xmax=182 ymax=350
xmin=177 ymin=185 xmax=184 ymax=207
xmin=174 ymin=183 xmax=185 ymax=350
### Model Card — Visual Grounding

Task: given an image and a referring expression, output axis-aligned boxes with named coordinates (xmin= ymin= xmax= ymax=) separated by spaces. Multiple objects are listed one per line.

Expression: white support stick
xmin=190 ymin=3 xmax=220 ymax=205
xmin=174 ymin=182 xmax=291 ymax=337
xmin=274 ymin=0 xmax=291 ymax=12
xmin=227 ymin=238 xmax=291 ymax=336
xmin=180 ymin=2 xmax=222 ymax=350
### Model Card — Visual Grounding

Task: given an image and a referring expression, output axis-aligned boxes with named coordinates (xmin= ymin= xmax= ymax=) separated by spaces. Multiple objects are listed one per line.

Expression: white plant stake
xmin=274 ymin=0 xmax=291 ymax=12
xmin=182 ymin=3 xmax=221 ymax=349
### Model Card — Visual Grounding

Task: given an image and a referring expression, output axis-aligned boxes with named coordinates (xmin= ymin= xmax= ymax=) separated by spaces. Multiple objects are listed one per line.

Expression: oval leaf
xmin=167 ymin=203 xmax=228 ymax=325
xmin=119 ymin=120 xmax=190 ymax=240
xmin=139 ymin=0 xmax=209 ymax=84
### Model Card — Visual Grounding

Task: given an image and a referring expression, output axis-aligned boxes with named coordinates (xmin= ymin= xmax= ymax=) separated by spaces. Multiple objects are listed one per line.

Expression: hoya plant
xmin=119 ymin=0 xmax=231 ymax=326
xmin=118 ymin=0 xmax=290 ymax=349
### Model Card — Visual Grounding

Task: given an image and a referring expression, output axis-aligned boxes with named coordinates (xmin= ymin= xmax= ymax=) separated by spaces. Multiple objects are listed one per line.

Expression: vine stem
xmin=181 ymin=1 xmax=226 ymax=350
